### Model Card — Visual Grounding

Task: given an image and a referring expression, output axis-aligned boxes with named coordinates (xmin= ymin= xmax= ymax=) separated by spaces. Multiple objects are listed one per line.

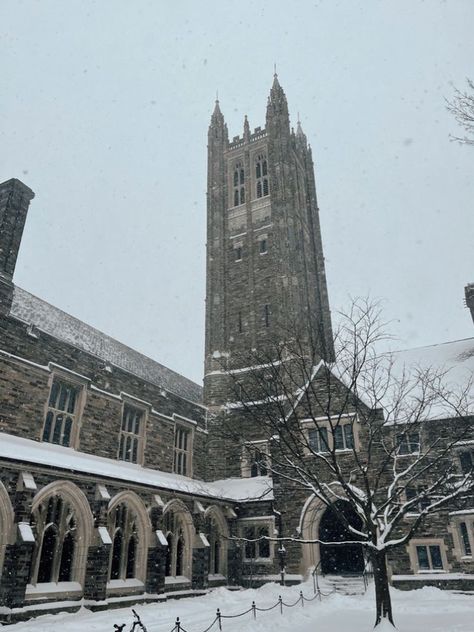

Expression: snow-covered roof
xmin=385 ymin=338 xmax=474 ymax=419
xmin=9 ymin=286 xmax=203 ymax=405
xmin=0 ymin=432 xmax=273 ymax=502
xmin=316 ymin=338 xmax=473 ymax=421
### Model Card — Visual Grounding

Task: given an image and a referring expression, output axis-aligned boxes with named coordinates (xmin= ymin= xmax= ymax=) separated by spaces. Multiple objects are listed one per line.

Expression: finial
xmin=297 ymin=112 xmax=301 ymax=124
xmin=273 ymin=62 xmax=277 ymax=77
xmin=215 ymin=89 xmax=219 ymax=104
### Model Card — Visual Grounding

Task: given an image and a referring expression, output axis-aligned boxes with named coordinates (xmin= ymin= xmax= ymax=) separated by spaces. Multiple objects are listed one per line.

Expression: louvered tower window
xmin=233 ymin=162 xmax=245 ymax=206
xmin=255 ymin=154 xmax=269 ymax=198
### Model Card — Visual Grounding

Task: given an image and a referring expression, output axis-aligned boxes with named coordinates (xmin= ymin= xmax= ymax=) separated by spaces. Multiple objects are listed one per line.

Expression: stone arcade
xmin=0 ymin=77 xmax=473 ymax=620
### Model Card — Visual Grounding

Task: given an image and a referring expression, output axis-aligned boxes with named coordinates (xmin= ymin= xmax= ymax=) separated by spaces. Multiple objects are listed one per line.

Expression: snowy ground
xmin=3 ymin=580 xmax=473 ymax=632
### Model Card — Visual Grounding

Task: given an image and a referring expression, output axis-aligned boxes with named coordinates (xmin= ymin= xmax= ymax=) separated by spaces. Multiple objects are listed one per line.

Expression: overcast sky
xmin=1 ymin=0 xmax=473 ymax=384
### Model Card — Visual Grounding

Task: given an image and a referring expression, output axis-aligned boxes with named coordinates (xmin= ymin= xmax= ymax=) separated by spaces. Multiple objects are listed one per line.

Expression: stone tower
xmin=204 ymin=76 xmax=334 ymax=409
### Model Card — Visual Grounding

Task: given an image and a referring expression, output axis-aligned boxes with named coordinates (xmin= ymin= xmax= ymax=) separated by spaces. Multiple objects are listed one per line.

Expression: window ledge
xmin=165 ymin=575 xmax=190 ymax=585
xmin=25 ymin=581 xmax=82 ymax=601
xmin=417 ymin=570 xmax=447 ymax=574
xmin=243 ymin=558 xmax=273 ymax=564
xmin=106 ymin=579 xmax=144 ymax=595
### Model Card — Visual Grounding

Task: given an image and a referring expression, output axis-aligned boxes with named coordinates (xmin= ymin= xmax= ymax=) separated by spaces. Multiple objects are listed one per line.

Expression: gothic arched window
xmin=255 ymin=155 xmax=269 ymax=199
xmin=30 ymin=495 xmax=77 ymax=584
xmin=163 ymin=508 xmax=190 ymax=578
xmin=233 ymin=162 xmax=245 ymax=206
xmin=206 ymin=514 xmax=225 ymax=576
xmin=108 ymin=503 xmax=139 ymax=580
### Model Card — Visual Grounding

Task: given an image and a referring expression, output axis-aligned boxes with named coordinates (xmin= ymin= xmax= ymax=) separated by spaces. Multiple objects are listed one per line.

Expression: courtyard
xmin=4 ymin=580 xmax=473 ymax=632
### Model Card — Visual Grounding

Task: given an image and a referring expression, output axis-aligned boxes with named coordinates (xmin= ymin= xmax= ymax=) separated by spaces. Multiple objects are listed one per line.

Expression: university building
xmin=0 ymin=77 xmax=473 ymax=620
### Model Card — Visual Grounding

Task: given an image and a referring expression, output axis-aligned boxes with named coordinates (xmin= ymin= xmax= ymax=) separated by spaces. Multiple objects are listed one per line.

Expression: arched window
xmin=206 ymin=513 xmax=226 ymax=576
xmin=163 ymin=506 xmax=191 ymax=579
xmin=30 ymin=495 xmax=77 ymax=584
xmin=232 ymin=162 xmax=245 ymax=206
xmin=108 ymin=503 xmax=139 ymax=581
xmin=255 ymin=155 xmax=269 ymax=199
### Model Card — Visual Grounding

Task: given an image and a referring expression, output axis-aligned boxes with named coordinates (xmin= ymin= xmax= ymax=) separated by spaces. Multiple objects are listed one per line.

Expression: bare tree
xmin=216 ymin=299 xmax=473 ymax=628
xmin=446 ymin=78 xmax=474 ymax=145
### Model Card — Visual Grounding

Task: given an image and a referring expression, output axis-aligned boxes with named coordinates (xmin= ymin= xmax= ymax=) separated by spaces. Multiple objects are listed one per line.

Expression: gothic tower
xmin=204 ymin=76 xmax=334 ymax=410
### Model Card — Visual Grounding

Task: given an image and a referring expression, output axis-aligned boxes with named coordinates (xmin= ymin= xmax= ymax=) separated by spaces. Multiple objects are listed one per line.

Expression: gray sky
xmin=1 ymin=0 xmax=473 ymax=384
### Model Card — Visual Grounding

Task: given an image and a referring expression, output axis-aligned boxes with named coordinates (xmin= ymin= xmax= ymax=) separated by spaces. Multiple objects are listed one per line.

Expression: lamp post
xmin=273 ymin=507 xmax=286 ymax=586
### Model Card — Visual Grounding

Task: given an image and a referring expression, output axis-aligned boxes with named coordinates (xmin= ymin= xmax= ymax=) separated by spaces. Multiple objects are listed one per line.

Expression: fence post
xmin=175 ymin=616 xmax=181 ymax=632
xmin=279 ymin=595 xmax=283 ymax=615
xmin=216 ymin=608 xmax=222 ymax=631
xmin=252 ymin=600 xmax=256 ymax=619
xmin=300 ymin=590 xmax=304 ymax=607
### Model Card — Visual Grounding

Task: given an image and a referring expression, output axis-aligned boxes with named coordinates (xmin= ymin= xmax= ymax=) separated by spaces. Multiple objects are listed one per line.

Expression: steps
xmin=319 ymin=573 xmax=368 ymax=596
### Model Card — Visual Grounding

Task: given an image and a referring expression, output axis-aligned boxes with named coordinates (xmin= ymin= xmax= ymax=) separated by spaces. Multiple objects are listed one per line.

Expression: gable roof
xmin=9 ymin=285 xmax=203 ymax=405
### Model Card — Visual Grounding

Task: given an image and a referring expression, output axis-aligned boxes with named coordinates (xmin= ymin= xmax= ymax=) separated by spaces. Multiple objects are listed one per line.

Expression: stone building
xmin=0 ymin=77 xmax=473 ymax=620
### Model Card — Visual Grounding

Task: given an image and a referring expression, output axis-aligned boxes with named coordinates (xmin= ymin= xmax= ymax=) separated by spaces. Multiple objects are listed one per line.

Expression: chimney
xmin=0 ymin=178 xmax=35 ymax=314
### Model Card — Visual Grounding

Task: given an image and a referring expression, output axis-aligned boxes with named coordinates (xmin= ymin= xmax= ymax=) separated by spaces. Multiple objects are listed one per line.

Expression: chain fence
xmin=113 ymin=583 xmax=338 ymax=632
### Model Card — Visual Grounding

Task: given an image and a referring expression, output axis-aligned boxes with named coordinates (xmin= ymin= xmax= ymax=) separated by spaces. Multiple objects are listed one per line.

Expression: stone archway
xmin=299 ymin=495 xmax=364 ymax=576
xmin=319 ymin=500 xmax=364 ymax=574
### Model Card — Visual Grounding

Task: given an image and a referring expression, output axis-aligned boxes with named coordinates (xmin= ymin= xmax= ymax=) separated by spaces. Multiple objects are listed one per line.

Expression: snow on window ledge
xmin=208 ymin=574 xmax=226 ymax=582
xmin=106 ymin=579 xmax=144 ymax=594
xmin=165 ymin=575 xmax=190 ymax=585
xmin=25 ymin=581 xmax=82 ymax=600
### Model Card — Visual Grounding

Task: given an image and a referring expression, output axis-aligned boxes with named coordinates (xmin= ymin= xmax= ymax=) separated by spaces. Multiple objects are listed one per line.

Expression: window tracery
xmin=30 ymin=495 xmax=77 ymax=584
xmin=108 ymin=502 xmax=139 ymax=580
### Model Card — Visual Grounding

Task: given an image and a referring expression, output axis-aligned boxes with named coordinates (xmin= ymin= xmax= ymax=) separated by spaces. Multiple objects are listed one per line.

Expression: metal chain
xmin=117 ymin=581 xmax=337 ymax=632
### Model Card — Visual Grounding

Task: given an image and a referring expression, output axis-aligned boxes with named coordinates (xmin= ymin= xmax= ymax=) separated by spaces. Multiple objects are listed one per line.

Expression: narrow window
xmin=308 ymin=427 xmax=328 ymax=452
xmin=255 ymin=154 xmax=269 ymax=199
xmin=343 ymin=424 xmax=354 ymax=449
xmin=235 ymin=246 xmax=242 ymax=261
xmin=238 ymin=311 xmax=243 ymax=333
xmin=43 ymin=379 xmax=80 ymax=447
xmin=416 ymin=545 xmax=430 ymax=570
xmin=258 ymin=527 xmax=270 ymax=558
xmin=334 ymin=425 xmax=344 ymax=450
xmin=259 ymin=238 xmax=267 ymax=254
xmin=459 ymin=522 xmax=472 ymax=556
xmin=264 ymin=304 xmax=270 ymax=327
xmin=233 ymin=162 xmax=245 ymax=206
xmin=174 ymin=426 xmax=192 ymax=475
xmin=119 ymin=405 xmax=143 ymax=464
xmin=244 ymin=526 xmax=256 ymax=559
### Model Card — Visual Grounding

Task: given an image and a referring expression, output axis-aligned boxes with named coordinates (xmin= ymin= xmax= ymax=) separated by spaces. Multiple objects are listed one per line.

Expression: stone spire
xmin=266 ymin=73 xmax=290 ymax=133
xmin=296 ymin=114 xmax=307 ymax=147
xmin=210 ymin=98 xmax=225 ymax=126
xmin=243 ymin=114 xmax=250 ymax=142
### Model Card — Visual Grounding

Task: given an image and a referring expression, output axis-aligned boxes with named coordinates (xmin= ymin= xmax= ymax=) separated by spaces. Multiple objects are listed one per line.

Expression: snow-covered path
xmin=3 ymin=581 xmax=473 ymax=632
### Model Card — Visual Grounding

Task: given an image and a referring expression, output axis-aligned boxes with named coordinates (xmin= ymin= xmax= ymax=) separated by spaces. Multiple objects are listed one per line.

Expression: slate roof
xmin=9 ymin=286 xmax=204 ymax=405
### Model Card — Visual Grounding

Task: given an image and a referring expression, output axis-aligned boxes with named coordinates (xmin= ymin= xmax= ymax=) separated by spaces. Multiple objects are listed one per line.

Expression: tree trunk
xmin=370 ymin=549 xmax=394 ymax=628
